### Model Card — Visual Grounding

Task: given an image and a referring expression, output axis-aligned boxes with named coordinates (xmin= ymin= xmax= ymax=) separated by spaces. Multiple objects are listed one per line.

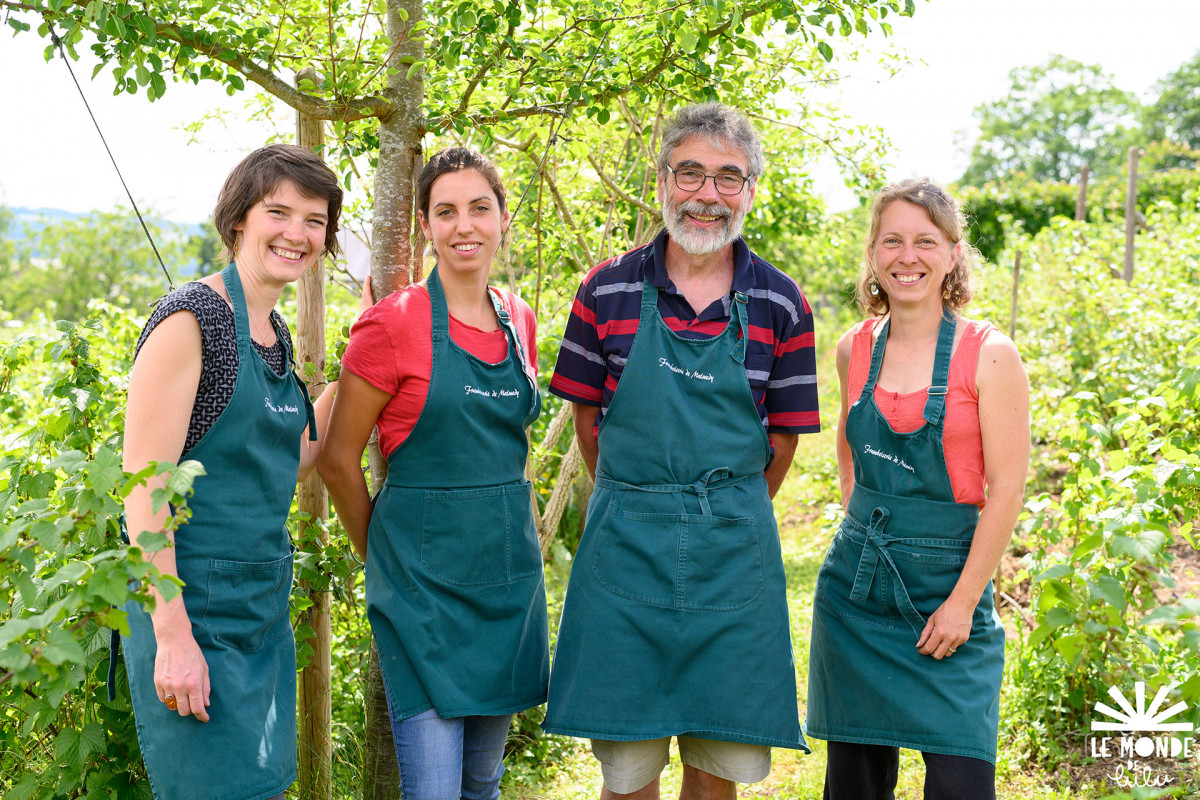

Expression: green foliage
xmin=957 ymin=167 xmax=1200 ymax=262
xmin=960 ymin=55 xmax=1139 ymax=187
xmin=985 ymin=200 xmax=1200 ymax=768
xmin=1142 ymin=48 xmax=1200 ymax=167
xmin=0 ymin=209 xmax=203 ymax=323
xmin=0 ymin=305 xmax=209 ymax=799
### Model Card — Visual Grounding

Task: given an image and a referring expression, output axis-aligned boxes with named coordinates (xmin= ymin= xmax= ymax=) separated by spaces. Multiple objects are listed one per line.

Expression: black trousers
xmin=823 ymin=741 xmax=996 ymax=800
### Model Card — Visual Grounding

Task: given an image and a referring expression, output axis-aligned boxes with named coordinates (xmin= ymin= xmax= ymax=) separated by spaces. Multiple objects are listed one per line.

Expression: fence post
xmin=294 ymin=66 xmax=333 ymax=800
xmin=1075 ymin=165 xmax=1089 ymax=222
xmin=1008 ymin=251 xmax=1021 ymax=341
xmin=1123 ymin=147 xmax=1140 ymax=283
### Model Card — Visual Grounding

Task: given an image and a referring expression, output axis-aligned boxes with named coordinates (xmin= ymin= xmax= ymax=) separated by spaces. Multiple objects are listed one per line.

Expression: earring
xmin=233 ymin=231 xmax=241 ymax=258
xmin=868 ymin=278 xmax=880 ymax=297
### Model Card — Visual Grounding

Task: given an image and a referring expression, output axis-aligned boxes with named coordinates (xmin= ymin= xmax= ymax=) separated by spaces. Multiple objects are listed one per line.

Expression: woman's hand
xmin=152 ymin=612 xmax=212 ymax=721
xmin=916 ymin=598 xmax=974 ymax=660
xmin=359 ymin=275 xmax=376 ymax=317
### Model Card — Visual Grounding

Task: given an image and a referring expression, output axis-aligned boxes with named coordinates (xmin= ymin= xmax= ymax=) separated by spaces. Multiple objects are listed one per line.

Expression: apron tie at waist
xmin=595 ymin=468 xmax=756 ymax=516
xmin=847 ymin=506 xmax=926 ymax=636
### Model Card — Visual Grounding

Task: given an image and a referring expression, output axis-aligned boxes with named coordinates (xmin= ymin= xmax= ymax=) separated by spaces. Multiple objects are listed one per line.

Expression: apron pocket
xmin=508 ymin=481 xmax=543 ymax=582
xmin=420 ymin=484 xmax=533 ymax=587
xmin=678 ymin=514 xmax=761 ymax=611
xmin=889 ymin=545 xmax=970 ymax=617
xmin=592 ymin=503 xmax=759 ymax=611
xmin=200 ymin=552 xmax=292 ymax=652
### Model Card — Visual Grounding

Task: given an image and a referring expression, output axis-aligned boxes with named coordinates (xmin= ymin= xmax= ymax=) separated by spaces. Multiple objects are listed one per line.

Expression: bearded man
xmin=544 ymin=102 xmax=821 ymax=800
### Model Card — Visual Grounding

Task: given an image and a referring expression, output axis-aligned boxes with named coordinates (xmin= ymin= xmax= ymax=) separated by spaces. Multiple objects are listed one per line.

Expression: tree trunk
xmin=362 ymin=1 xmax=425 ymax=798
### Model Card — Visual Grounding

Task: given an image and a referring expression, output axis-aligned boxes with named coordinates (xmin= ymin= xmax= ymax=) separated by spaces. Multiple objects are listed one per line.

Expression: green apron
xmin=366 ymin=267 xmax=548 ymax=720
xmin=123 ymin=263 xmax=316 ymax=800
xmin=806 ymin=311 xmax=1005 ymax=764
xmin=544 ymin=281 xmax=806 ymax=749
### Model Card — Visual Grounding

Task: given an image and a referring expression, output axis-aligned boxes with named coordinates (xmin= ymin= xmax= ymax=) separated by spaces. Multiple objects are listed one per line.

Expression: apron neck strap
xmin=221 ymin=262 xmax=252 ymax=345
xmin=921 ymin=309 xmax=957 ymax=426
xmin=730 ymin=291 xmax=749 ymax=364
xmin=427 ymin=267 xmax=450 ymax=336
xmin=863 ymin=317 xmax=890 ymax=395
xmin=641 ymin=281 xmax=749 ymax=364
xmin=488 ymin=286 xmax=540 ymax=416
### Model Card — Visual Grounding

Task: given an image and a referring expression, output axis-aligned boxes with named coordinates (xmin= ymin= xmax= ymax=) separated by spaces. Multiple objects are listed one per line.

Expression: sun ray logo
xmin=1085 ymin=679 xmax=1195 ymax=790
xmin=1091 ymin=681 xmax=1195 ymax=732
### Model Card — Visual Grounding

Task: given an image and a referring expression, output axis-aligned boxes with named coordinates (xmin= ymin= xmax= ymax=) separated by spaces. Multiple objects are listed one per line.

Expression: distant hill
xmin=3 ymin=206 xmax=211 ymax=253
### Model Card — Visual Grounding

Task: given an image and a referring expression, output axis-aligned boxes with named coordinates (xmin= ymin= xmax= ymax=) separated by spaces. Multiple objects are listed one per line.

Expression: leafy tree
xmin=3 ymin=0 xmax=915 ymax=796
xmin=959 ymin=55 xmax=1139 ymax=186
xmin=1143 ymin=48 xmax=1200 ymax=168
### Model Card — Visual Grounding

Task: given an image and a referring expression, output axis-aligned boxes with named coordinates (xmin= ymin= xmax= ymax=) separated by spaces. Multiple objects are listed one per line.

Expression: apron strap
xmin=862 ymin=317 xmax=889 ymax=395
xmin=487 ymin=287 xmax=539 ymax=417
xmin=221 ymin=262 xmax=253 ymax=346
xmin=595 ymin=468 xmax=757 ymax=517
xmin=427 ymin=267 xmax=450 ymax=338
xmin=921 ymin=310 xmax=957 ymax=426
xmin=846 ymin=505 xmax=930 ymax=637
xmin=730 ymin=292 xmax=749 ymax=364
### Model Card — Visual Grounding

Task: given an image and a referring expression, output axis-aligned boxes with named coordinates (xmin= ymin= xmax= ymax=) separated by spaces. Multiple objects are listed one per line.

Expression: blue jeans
xmin=387 ymin=705 xmax=512 ymax=800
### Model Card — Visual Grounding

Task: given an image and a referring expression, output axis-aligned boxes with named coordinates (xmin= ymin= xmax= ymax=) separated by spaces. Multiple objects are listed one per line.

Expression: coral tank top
xmin=846 ymin=317 xmax=995 ymax=507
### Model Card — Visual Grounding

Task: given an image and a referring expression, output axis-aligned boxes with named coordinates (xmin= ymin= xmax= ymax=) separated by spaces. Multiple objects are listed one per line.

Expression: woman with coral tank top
xmin=806 ymin=179 xmax=1031 ymax=800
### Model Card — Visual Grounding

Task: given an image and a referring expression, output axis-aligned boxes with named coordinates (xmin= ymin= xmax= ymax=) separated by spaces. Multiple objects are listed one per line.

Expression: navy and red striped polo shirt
xmin=549 ymin=230 xmax=821 ymax=435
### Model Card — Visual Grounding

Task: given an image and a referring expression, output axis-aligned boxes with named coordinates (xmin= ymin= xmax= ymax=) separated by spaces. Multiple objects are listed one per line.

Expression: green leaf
xmin=1110 ymin=529 xmax=1167 ymax=563
xmin=817 ymin=41 xmax=833 ymax=62
xmin=677 ymin=30 xmax=698 ymax=53
xmin=42 ymin=627 xmax=87 ymax=666
xmin=4 ymin=773 xmax=40 ymax=800
xmin=1090 ymin=574 xmax=1127 ymax=612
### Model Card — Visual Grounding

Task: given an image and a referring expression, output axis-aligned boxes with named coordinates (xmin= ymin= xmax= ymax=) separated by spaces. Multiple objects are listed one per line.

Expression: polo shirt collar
xmin=649 ymin=229 xmax=754 ymax=294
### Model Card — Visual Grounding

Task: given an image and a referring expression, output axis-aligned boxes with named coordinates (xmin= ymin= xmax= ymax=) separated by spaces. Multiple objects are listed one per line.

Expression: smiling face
xmin=659 ymin=136 xmax=755 ymax=256
xmin=870 ymin=200 xmax=958 ymax=311
xmin=418 ymin=169 xmax=509 ymax=278
xmin=233 ymin=179 xmax=329 ymax=285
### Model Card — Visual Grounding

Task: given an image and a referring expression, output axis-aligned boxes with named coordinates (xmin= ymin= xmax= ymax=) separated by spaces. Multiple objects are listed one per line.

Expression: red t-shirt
xmin=846 ymin=317 xmax=994 ymax=507
xmin=341 ymin=283 xmax=538 ymax=459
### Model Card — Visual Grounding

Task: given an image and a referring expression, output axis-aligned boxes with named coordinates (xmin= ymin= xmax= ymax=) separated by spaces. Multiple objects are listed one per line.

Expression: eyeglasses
xmin=665 ymin=165 xmax=750 ymax=196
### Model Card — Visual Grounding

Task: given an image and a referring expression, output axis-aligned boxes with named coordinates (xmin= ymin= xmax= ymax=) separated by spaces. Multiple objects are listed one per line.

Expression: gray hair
xmin=656 ymin=102 xmax=764 ymax=180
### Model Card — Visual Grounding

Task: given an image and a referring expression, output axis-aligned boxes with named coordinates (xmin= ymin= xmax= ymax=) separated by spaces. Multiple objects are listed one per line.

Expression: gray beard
xmin=663 ymin=199 xmax=746 ymax=256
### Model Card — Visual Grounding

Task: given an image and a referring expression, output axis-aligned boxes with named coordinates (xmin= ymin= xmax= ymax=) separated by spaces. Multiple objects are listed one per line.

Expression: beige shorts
xmin=590 ymin=736 xmax=771 ymax=794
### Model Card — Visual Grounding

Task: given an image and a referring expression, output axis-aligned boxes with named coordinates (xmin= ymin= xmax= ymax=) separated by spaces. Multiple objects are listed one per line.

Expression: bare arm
xmin=917 ymin=332 xmax=1030 ymax=659
xmin=297 ymin=380 xmax=338 ymax=481
xmin=122 ymin=311 xmax=211 ymax=722
xmin=318 ymin=372 xmax=391 ymax=558
xmin=764 ymin=433 xmax=798 ymax=499
xmin=834 ymin=328 xmax=856 ymax=507
xmin=571 ymin=403 xmax=601 ymax=480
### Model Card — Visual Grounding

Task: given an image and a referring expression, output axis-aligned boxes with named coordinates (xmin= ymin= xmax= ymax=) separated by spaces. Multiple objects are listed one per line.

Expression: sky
xmin=1 ymin=0 xmax=1198 ymax=223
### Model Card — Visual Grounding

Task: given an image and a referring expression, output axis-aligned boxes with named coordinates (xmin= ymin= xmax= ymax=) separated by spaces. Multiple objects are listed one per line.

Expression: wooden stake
xmin=1008 ymin=251 xmax=1021 ymax=341
xmin=1123 ymin=147 xmax=1140 ymax=283
xmin=295 ymin=66 xmax=332 ymax=800
xmin=1075 ymin=165 xmax=1089 ymax=222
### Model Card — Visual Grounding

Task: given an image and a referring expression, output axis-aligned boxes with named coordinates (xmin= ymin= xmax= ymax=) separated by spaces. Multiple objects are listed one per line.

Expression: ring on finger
xmin=947 ymin=647 xmax=957 ymax=655
xmin=164 ymin=694 xmax=178 ymax=711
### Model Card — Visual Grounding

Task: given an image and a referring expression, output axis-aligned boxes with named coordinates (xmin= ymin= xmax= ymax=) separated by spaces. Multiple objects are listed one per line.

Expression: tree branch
xmin=586 ymin=152 xmax=661 ymax=218
xmin=454 ymin=18 xmax=516 ymax=116
xmin=151 ymin=18 xmax=393 ymax=122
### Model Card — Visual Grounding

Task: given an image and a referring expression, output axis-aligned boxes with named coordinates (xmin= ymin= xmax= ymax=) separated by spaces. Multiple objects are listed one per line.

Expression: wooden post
xmin=1123 ymin=147 xmax=1140 ymax=283
xmin=1008 ymin=251 xmax=1021 ymax=342
xmin=1075 ymin=165 xmax=1089 ymax=222
xmin=294 ymin=66 xmax=332 ymax=800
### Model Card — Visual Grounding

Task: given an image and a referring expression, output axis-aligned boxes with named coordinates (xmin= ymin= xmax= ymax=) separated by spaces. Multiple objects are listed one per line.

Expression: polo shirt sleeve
xmin=765 ymin=280 xmax=821 ymax=434
xmin=549 ymin=274 xmax=605 ymax=405
xmin=341 ymin=304 xmax=401 ymax=395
